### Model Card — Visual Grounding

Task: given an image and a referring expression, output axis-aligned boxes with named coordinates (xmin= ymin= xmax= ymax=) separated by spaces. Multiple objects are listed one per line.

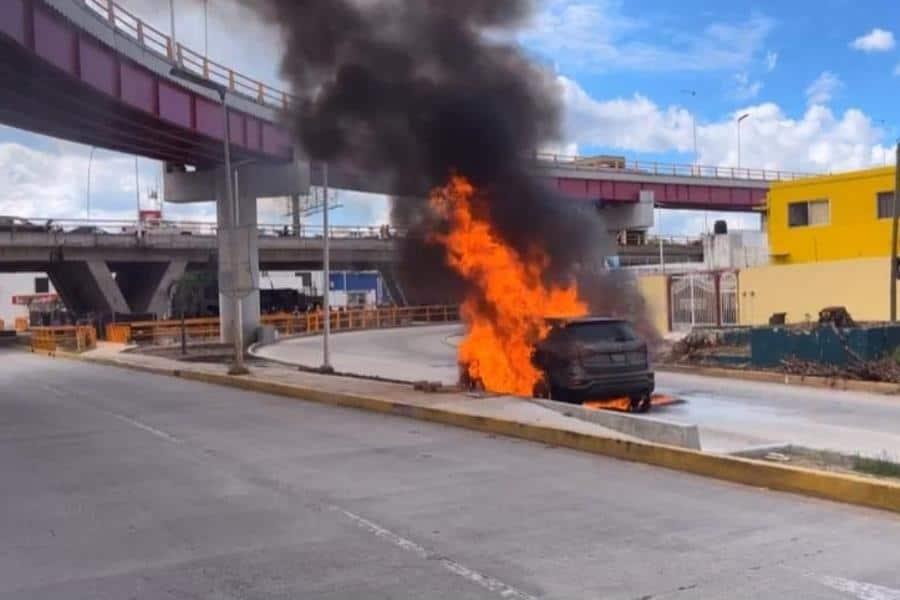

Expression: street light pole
xmin=220 ymin=88 xmax=248 ymax=375
xmin=134 ymin=157 xmax=142 ymax=238
xmin=203 ymin=0 xmax=208 ymax=59
xmin=169 ymin=66 xmax=247 ymax=374
xmin=169 ymin=0 xmax=177 ymax=57
xmin=321 ymin=163 xmax=333 ymax=373
xmin=681 ymin=89 xmax=698 ymax=170
xmin=890 ymin=142 xmax=900 ymax=321
xmin=738 ymin=113 xmax=750 ymax=169
xmin=86 ymin=146 xmax=96 ymax=220
xmin=737 ymin=113 xmax=750 ymax=169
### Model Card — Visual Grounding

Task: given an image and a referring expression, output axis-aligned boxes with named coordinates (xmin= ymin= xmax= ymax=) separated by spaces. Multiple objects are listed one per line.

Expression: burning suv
xmin=532 ymin=317 xmax=655 ymax=412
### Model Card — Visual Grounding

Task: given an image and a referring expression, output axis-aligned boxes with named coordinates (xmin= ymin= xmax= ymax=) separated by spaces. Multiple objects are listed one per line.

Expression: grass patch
xmin=852 ymin=454 xmax=900 ymax=479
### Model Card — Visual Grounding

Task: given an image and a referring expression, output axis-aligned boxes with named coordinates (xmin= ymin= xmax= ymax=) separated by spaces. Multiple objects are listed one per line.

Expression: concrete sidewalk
xmin=82 ymin=343 xmax=638 ymax=443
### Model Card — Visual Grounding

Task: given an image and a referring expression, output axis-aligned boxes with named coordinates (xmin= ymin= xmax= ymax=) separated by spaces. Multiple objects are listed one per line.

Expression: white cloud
xmin=0 ymin=137 xmax=167 ymax=221
xmin=765 ymin=50 xmax=778 ymax=72
xmin=850 ymin=28 xmax=896 ymax=52
xmin=521 ymin=1 xmax=774 ymax=72
xmin=557 ymin=75 xmax=887 ymax=174
xmin=805 ymin=71 xmax=842 ymax=106
xmin=732 ymin=72 xmax=763 ymax=100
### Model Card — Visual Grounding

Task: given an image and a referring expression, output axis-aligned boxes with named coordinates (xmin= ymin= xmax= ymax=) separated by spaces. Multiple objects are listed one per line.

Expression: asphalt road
xmin=260 ymin=325 xmax=900 ymax=457
xmin=4 ymin=349 xmax=900 ymax=599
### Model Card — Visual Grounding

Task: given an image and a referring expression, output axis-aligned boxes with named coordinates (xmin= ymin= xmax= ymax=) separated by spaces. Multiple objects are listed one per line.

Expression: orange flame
xmin=430 ymin=175 xmax=587 ymax=396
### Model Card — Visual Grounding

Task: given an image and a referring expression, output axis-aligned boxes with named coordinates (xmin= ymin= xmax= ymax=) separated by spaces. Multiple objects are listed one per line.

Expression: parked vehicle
xmin=532 ymin=317 xmax=655 ymax=412
xmin=69 ymin=225 xmax=107 ymax=235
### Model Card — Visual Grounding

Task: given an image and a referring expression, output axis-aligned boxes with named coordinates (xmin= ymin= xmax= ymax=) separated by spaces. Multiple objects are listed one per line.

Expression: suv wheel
xmin=630 ymin=394 xmax=652 ymax=413
xmin=532 ymin=379 xmax=550 ymax=399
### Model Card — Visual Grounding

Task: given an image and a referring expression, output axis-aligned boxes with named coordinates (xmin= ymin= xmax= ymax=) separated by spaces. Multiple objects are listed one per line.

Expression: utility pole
xmin=737 ymin=113 xmax=750 ymax=169
xmin=321 ymin=163 xmax=333 ymax=373
xmin=134 ymin=157 xmax=142 ymax=238
xmin=891 ymin=142 xmax=900 ymax=321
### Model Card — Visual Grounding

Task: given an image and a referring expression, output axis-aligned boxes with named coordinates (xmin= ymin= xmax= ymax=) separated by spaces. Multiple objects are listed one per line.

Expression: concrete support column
xmin=217 ymin=192 xmax=260 ymax=345
xmin=47 ymin=261 xmax=130 ymax=317
xmin=115 ymin=260 xmax=187 ymax=317
xmin=145 ymin=260 xmax=188 ymax=317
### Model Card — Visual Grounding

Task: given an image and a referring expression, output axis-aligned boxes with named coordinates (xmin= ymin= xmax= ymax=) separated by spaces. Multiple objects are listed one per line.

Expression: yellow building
xmin=767 ymin=166 xmax=896 ymax=264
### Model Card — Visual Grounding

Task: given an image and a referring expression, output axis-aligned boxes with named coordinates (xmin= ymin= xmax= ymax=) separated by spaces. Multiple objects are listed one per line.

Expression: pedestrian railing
xmin=105 ymin=305 xmax=461 ymax=345
xmin=30 ymin=326 xmax=97 ymax=353
xmin=532 ymin=152 xmax=817 ymax=182
xmin=82 ymin=0 xmax=292 ymax=110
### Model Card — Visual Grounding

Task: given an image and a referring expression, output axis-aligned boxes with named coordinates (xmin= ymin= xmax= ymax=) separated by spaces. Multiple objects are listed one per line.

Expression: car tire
xmin=552 ymin=385 xmax=577 ymax=404
xmin=630 ymin=394 xmax=652 ymax=413
xmin=532 ymin=379 xmax=550 ymax=399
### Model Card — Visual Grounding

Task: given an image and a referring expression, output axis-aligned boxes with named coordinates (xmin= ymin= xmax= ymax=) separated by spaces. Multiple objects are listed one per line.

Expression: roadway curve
xmin=4 ymin=348 xmax=900 ymax=598
xmin=258 ymin=325 xmax=900 ymax=458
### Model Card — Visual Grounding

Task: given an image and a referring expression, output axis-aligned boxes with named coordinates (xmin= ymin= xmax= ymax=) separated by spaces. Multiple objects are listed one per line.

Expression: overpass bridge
xmin=0 ymin=221 xmax=702 ymax=318
xmin=0 ymin=0 xmax=787 ymax=339
xmin=0 ymin=224 xmax=395 ymax=317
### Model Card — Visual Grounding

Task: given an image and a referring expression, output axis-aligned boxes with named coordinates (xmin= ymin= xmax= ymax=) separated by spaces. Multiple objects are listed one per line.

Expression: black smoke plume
xmin=248 ymin=0 xmax=615 ymax=306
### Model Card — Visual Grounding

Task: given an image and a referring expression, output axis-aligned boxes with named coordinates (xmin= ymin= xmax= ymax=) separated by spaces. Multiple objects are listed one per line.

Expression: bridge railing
xmin=107 ymin=305 xmax=460 ymax=346
xmin=82 ymin=0 xmax=291 ymax=110
xmin=533 ymin=153 xmax=817 ymax=182
xmin=0 ymin=218 xmax=402 ymax=239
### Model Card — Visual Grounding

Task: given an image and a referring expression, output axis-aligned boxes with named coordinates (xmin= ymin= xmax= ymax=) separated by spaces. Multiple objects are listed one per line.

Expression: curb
xmin=530 ymin=397 xmax=702 ymax=450
xmin=658 ymin=364 xmax=900 ymax=395
xmin=33 ymin=349 xmax=900 ymax=515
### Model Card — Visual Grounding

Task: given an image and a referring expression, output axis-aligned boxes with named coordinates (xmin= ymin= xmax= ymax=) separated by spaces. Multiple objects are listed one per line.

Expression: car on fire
xmin=532 ymin=317 xmax=655 ymax=412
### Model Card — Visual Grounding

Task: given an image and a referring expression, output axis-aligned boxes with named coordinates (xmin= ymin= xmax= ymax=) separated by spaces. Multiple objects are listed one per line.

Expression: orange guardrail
xmin=108 ymin=305 xmax=460 ymax=345
xmin=31 ymin=326 xmax=98 ymax=353
xmin=14 ymin=318 xmax=29 ymax=332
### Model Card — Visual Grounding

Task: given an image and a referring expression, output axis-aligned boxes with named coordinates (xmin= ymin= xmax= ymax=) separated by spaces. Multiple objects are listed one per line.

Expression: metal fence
xmin=106 ymin=305 xmax=461 ymax=345
xmin=30 ymin=326 xmax=98 ymax=353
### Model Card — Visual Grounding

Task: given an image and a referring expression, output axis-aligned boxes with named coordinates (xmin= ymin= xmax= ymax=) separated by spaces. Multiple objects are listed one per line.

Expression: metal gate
xmin=670 ymin=273 xmax=717 ymax=331
xmin=670 ymin=271 xmax=739 ymax=331
xmin=719 ymin=271 xmax=739 ymax=326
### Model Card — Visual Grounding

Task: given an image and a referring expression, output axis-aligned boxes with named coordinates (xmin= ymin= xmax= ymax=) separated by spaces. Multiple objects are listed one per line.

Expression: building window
xmin=34 ymin=277 xmax=49 ymax=294
xmin=788 ymin=199 xmax=829 ymax=227
xmin=877 ymin=191 xmax=896 ymax=219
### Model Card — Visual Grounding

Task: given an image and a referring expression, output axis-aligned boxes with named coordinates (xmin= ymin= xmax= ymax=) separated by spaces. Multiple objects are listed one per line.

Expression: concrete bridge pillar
xmin=165 ymin=160 xmax=311 ymax=344
xmin=217 ymin=188 xmax=260 ymax=345
xmin=47 ymin=260 xmax=130 ymax=317
xmin=116 ymin=260 xmax=188 ymax=317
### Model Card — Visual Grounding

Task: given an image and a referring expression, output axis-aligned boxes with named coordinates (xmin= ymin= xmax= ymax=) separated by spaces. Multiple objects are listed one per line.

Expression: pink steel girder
xmin=550 ymin=176 xmax=767 ymax=211
xmin=0 ymin=0 xmax=292 ymax=167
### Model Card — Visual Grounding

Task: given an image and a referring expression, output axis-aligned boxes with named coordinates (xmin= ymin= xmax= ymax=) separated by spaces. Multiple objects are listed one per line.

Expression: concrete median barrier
xmin=530 ymin=398 xmax=702 ymax=450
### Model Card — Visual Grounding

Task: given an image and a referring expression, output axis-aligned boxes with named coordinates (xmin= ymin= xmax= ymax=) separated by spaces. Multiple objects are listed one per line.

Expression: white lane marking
xmin=820 ymin=575 xmax=900 ymax=600
xmin=112 ymin=414 xmax=181 ymax=443
xmin=335 ymin=507 xmax=537 ymax=600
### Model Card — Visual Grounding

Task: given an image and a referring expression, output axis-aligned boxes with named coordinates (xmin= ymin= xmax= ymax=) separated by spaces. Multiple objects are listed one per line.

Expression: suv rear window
xmin=568 ymin=321 xmax=638 ymax=343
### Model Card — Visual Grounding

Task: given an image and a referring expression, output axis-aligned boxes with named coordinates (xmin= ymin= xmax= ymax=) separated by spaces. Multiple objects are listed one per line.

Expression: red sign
xmin=11 ymin=293 xmax=58 ymax=306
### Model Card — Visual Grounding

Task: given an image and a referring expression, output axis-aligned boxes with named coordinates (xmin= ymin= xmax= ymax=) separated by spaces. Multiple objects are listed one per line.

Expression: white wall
xmin=0 ymin=273 xmax=52 ymax=328
xmin=703 ymin=230 xmax=769 ymax=270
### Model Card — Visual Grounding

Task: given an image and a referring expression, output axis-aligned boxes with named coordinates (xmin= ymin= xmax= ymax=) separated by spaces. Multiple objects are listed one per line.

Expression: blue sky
xmin=1 ymin=0 xmax=899 ymax=234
